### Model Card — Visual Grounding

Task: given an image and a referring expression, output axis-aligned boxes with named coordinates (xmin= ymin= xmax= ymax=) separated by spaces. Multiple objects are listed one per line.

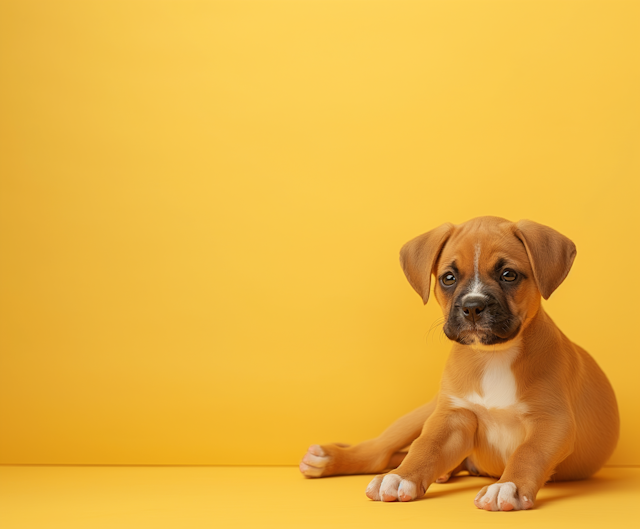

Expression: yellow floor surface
xmin=1 ymin=466 xmax=639 ymax=528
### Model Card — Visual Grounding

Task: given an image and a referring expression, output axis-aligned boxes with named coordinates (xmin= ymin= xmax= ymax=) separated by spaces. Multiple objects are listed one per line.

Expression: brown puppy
xmin=299 ymin=216 xmax=619 ymax=511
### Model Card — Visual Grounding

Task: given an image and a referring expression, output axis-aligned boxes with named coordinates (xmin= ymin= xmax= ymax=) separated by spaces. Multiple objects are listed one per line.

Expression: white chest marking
xmin=448 ymin=346 xmax=526 ymax=464
xmin=449 ymin=346 xmax=520 ymax=410
xmin=468 ymin=348 xmax=519 ymax=408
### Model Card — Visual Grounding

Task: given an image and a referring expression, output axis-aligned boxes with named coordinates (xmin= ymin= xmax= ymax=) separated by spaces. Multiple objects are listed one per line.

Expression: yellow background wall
xmin=1 ymin=0 xmax=638 ymax=466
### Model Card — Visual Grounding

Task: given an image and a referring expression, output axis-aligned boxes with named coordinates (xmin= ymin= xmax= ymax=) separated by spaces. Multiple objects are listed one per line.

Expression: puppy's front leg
xmin=366 ymin=407 xmax=477 ymax=502
xmin=474 ymin=416 xmax=576 ymax=511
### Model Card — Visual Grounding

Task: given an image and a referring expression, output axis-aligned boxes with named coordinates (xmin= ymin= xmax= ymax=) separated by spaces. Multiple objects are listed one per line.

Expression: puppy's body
xmin=443 ymin=310 xmax=617 ymax=483
xmin=300 ymin=217 xmax=618 ymax=511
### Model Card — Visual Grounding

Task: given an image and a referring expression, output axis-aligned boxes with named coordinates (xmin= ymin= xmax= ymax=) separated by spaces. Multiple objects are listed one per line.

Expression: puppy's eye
xmin=441 ymin=273 xmax=456 ymax=286
xmin=501 ymin=269 xmax=518 ymax=282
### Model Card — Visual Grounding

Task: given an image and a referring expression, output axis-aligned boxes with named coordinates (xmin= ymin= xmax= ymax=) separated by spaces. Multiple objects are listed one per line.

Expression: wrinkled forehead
xmin=437 ymin=224 xmax=531 ymax=275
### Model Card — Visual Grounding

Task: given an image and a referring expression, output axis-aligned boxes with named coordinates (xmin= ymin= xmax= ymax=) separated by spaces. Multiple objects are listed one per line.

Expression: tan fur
xmin=300 ymin=216 xmax=619 ymax=511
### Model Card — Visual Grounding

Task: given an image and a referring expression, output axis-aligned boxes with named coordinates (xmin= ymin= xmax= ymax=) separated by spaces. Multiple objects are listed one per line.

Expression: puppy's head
xmin=400 ymin=216 xmax=576 ymax=347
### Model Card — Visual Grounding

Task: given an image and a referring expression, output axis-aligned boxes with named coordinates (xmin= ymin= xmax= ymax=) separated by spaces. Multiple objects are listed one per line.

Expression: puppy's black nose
xmin=462 ymin=297 xmax=486 ymax=322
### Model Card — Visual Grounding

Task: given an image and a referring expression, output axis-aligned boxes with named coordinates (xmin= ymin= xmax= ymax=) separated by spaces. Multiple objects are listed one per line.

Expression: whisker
xmin=425 ymin=317 xmax=446 ymax=344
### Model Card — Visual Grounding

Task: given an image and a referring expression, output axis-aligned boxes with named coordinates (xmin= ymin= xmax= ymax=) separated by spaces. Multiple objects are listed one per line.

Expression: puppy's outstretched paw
xmin=299 ymin=443 xmax=350 ymax=478
xmin=365 ymin=473 xmax=423 ymax=502
xmin=474 ymin=482 xmax=534 ymax=511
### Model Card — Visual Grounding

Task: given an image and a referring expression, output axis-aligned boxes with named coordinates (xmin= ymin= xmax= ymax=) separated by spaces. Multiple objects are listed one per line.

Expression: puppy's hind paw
xmin=299 ymin=444 xmax=330 ymax=478
xmin=299 ymin=443 xmax=350 ymax=478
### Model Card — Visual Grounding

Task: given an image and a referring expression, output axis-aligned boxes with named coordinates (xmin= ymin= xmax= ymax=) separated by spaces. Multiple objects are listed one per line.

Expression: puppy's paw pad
xmin=474 ymin=482 xmax=531 ymax=511
xmin=366 ymin=473 xmax=420 ymax=502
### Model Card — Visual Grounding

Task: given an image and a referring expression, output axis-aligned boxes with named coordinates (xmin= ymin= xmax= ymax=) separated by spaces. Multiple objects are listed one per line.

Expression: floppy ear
xmin=399 ymin=223 xmax=454 ymax=304
xmin=514 ymin=220 xmax=577 ymax=300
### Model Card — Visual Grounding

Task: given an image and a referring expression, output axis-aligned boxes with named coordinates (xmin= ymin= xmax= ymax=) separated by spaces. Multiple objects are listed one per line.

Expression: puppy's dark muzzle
xmin=445 ymin=293 xmax=520 ymax=345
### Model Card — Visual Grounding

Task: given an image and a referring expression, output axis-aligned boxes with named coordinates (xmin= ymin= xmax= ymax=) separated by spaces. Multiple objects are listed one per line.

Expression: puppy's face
xmin=434 ymin=225 xmax=539 ymax=347
xmin=400 ymin=216 xmax=577 ymax=349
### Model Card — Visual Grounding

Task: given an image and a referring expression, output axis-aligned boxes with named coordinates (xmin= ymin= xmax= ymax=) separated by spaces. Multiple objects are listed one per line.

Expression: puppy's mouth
xmin=444 ymin=319 xmax=521 ymax=346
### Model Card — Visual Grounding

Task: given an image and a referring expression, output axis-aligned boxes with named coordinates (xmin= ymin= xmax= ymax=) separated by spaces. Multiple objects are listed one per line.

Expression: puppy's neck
xmin=466 ymin=336 xmax=523 ymax=355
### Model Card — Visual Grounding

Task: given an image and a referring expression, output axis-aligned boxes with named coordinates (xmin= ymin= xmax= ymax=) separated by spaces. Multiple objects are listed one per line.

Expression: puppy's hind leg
xmin=300 ymin=397 xmax=437 ymax=478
